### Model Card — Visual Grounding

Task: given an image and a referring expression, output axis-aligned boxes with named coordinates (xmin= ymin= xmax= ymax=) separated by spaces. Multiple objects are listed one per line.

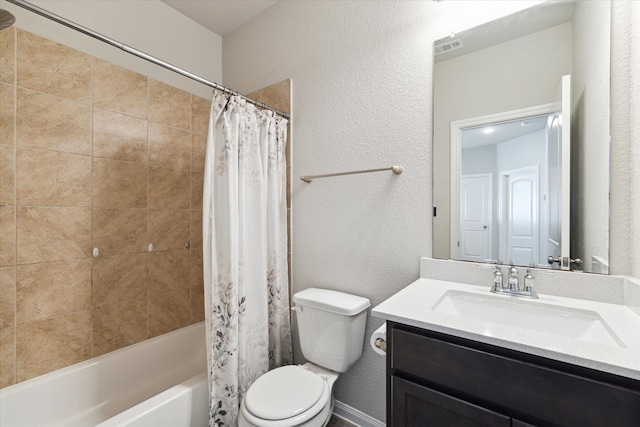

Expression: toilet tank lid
xmin=293 ymin=288 xmax=370 ymax=315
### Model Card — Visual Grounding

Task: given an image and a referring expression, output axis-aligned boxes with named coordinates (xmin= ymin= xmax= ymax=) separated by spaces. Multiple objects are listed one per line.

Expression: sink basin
xmin=432 ymin=290 xmax=625 ymax=348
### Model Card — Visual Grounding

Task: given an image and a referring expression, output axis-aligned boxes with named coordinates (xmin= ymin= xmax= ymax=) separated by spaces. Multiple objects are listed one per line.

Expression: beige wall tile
xmin=0 ymin=27 xmax=15 ymax=85
xmin=148 ymin=166 xmax=190 ymax=209
xmin=191 ymin=95 xmax=210 ymax=135
xmin=17 ymin=30 xmax=92 ymax=103
xmin=260 ymin=79 xmax=291 ymax=114
xmin=190 ymin=209 xmax=202 ymax=249
xmin=191 ymin=133 xmax=206 ymax=172
xmin=16 ymin=310 xmax=91 ymax=382
xmin=92 ymin=298 xmax=147 ymax=356
xmin=147 ymin=249 xmax=191 ymax=335
xmin=148 ymin=209 xmax=190 ymax=251
xmin=0 ymin=84 xmax=15 ymax=146
xmin=0 ymin=266 xmax=15 ymax=329
xmin=16 ymin=207 xmax=91 ymax=264
xmin=0 ymin=326 xmax=14 ymax=387
xmin=0 ymin=144 xmax=15 ymax=206
xmin=190 ymin=249 xmax=204 ymax=323
xmin=148 ymin=249 xmax=190 ymax=295
xmin=190 ymin=283 xmax=204 ymax=323
xmin=16 ymin=89 xmax=91 ymax=155
xmin=191 ymin=172 xmax=203 ymax=210
xmin=148 ymin=286 xmax=190 ymax=338
xmin=246 ymin=90 xmax=261 ymax=103
xmin=93 ymin=158 xmax=147 ymax=208
xmin=93 ymin=109 xmax=148 ymax=163
xmin=149 ymin=80 xmax=190 ymax=130
xmin=92 ymin=208 xmax=147 ymax=256
xmin=0 ymin=206 xmax=15 ymax=266
xmin=149 ymin=123 xmax=190 ymax=169
xmin=93 ymin=59 xmax=148 ymax=119
xmin=16 ymin=260 xmax=91 ymax=324
xmin=17 ymin=148 xmax=91 ymax=207
xmin=93 ymin=253 xmax=147 ymax=307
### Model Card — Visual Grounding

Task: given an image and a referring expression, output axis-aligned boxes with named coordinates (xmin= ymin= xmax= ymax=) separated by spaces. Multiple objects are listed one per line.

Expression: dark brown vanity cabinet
xmin=386 ymin=322 xmax=640 ymax=427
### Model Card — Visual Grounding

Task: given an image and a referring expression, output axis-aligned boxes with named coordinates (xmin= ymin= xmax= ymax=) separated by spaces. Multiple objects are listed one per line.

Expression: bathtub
xmin=0 ymin=322 xmax=208 ymax=427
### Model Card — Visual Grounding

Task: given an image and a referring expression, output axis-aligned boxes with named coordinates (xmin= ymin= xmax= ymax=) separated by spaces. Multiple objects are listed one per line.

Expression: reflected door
xmin=547 ymin=112 xmax=562 ymax=262
xmin=500 ymin=167 xmax=539 ymax=266
xmin=546 ymin=74 xmax=572 ymax=268
xmin=459 ymin=174 xmax=492 ymax=261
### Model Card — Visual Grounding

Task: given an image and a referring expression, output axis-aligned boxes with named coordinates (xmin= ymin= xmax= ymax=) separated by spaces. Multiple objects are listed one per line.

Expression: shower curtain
xmin=202 ymin=93 xmax=292 ymax=426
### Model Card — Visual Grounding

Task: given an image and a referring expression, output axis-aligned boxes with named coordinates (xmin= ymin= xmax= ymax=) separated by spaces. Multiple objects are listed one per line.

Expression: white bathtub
xmin=0 ymin=322 xmax=208 ymax=427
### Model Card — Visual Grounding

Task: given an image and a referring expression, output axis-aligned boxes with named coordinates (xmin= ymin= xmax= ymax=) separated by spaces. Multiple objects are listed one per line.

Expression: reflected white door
xmin=460 ymin=174 xmax=492 ymax=261
xmin=547 ymin=112 xmax=562 ymax=262
xmin=560 ymin=74 xmax=572 ymax=267
xmin=546 ymin=74 xmax=571 ymax=268
xmin=500 ymin=167 xmax=539 ymax=266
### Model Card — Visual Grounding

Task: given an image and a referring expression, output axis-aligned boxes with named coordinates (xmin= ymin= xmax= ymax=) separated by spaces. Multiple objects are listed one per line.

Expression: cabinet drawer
xmin=392 ymin=375 xmax=511 ymax=427
xmin=391 ymin=326 xmax=640 ymax=427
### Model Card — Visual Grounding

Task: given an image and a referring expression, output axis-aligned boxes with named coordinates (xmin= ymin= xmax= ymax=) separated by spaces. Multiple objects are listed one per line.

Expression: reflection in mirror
xmin=432 ymin=0 xmax=610 ymax=274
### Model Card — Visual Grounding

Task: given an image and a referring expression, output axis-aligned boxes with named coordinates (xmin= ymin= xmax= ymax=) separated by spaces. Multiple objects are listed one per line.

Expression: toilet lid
xmin=244 ymin=365 xmax=326 ymax=420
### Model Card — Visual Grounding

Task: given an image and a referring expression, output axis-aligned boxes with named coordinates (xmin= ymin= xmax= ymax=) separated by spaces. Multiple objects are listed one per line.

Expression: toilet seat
xmin=241 ymin=365 xmax=330 ymax=427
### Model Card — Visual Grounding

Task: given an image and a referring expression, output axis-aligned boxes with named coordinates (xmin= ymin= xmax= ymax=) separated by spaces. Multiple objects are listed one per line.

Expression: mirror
xmin=433 ymin=0 xmax=611 ymax=274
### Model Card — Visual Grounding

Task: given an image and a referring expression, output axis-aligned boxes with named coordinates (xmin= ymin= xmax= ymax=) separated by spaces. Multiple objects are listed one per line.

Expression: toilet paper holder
xmin=374 ymin=337 xmax=386 ymax=352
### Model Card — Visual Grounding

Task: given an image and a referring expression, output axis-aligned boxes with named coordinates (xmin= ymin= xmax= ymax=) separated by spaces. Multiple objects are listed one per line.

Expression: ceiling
xmin=162 ymin=0 xmax=278 ymax=36
xmin=462 ymin=115 xmax=550 ymax=150
xmin=434 ymin=0 xmax=575 ymax=63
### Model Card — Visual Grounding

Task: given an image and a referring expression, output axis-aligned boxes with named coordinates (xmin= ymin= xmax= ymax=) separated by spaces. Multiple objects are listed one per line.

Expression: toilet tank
xmin=293 ymin=288 xmax=370 ymax=373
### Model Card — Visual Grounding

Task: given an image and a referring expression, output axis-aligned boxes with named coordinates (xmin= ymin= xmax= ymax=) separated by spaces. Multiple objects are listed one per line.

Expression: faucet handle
xmin=508 ymin=266 xmax=519 ymax=290
xmin=524 ymin=269 xmax=534 ymax=293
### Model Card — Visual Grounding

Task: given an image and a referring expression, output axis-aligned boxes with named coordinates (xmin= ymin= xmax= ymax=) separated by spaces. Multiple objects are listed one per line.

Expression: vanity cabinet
xmin=386 ymin=322 xmax=640 ymax=427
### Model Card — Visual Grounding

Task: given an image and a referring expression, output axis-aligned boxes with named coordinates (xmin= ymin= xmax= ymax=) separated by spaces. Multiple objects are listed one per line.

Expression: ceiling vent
xmin=434 ymin=39 xmax=463 ymax=55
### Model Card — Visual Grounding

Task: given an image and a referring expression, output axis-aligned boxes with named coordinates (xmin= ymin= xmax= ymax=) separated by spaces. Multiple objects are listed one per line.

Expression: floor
xmin=327 ymin=415 xmax=359 ymax=427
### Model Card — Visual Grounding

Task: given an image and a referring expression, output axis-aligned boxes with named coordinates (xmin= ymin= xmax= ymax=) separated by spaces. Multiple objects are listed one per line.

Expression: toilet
xmin=238 ymin=287 xmax=371 ymax=427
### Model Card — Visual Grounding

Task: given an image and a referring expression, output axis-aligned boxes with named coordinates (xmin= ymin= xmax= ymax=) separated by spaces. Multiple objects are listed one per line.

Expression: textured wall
xmin=610 ymin=0 xmax=639 ymax=277
xmin=222 ymin=1 xmax=543 ymax=422
xmin=0 ymin=28 xmax=208 ymax=387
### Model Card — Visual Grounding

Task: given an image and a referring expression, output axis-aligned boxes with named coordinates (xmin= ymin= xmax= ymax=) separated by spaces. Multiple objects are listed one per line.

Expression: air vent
xmin=434 ymin=39 xmax=463 ymax=55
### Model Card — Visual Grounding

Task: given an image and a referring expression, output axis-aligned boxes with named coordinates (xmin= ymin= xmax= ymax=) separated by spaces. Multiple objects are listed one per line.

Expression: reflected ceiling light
xmin=482 ymin=127 xmax=495 ymax=134
xmin=521 ymin=121 xmax=531 ymax=127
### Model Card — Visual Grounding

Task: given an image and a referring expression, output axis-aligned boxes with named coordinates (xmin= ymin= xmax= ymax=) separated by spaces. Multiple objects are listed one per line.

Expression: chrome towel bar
xmin=300 ymin=165 xmax=403 ymax=183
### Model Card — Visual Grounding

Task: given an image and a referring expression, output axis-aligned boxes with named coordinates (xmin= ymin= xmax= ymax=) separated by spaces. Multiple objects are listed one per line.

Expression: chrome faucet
xmin=490 ymin=265 xmax=538 ymax=299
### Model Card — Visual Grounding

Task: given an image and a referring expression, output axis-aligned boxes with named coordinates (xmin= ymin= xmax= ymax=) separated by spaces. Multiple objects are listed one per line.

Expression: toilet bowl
xmin=238 ymin=363 xmax=338 ymax=427
xmin=238 ymin=288 xmax=370 ymax=427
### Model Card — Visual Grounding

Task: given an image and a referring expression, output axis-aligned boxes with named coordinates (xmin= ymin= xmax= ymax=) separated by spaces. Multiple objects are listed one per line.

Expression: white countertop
xmin=372 ymin=278 xmax=640 ymax=381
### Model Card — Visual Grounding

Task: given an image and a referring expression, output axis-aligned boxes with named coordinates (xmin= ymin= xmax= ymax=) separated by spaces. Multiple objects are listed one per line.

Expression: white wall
xmin=222 ymin=0 xmax=544 ymax=422
xmin=0 ymin=0 xmax=222 ymax=98
xmin=610 ymin=0 xmax=640 ymax=278
xmin=496 ymin=130 xmax=546 ymax=173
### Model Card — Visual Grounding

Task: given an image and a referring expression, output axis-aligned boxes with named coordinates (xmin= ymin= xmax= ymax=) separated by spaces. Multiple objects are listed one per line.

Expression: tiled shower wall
xmin=0 ymin=28 xmax=209 ymax=387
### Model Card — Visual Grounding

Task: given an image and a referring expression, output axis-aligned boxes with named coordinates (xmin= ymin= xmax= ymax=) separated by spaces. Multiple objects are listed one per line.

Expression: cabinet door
xmin=392 ymin=376 xmax=511 ymax=427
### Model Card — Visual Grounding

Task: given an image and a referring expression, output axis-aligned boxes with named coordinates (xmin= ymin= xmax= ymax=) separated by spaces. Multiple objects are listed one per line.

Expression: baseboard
xmin=333 ymin=400 xmax=385 ymax=427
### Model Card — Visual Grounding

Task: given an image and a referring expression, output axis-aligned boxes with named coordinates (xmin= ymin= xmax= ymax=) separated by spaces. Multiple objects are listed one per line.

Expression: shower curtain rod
xmin=6 ymin=0 xmax=291 ymax=120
